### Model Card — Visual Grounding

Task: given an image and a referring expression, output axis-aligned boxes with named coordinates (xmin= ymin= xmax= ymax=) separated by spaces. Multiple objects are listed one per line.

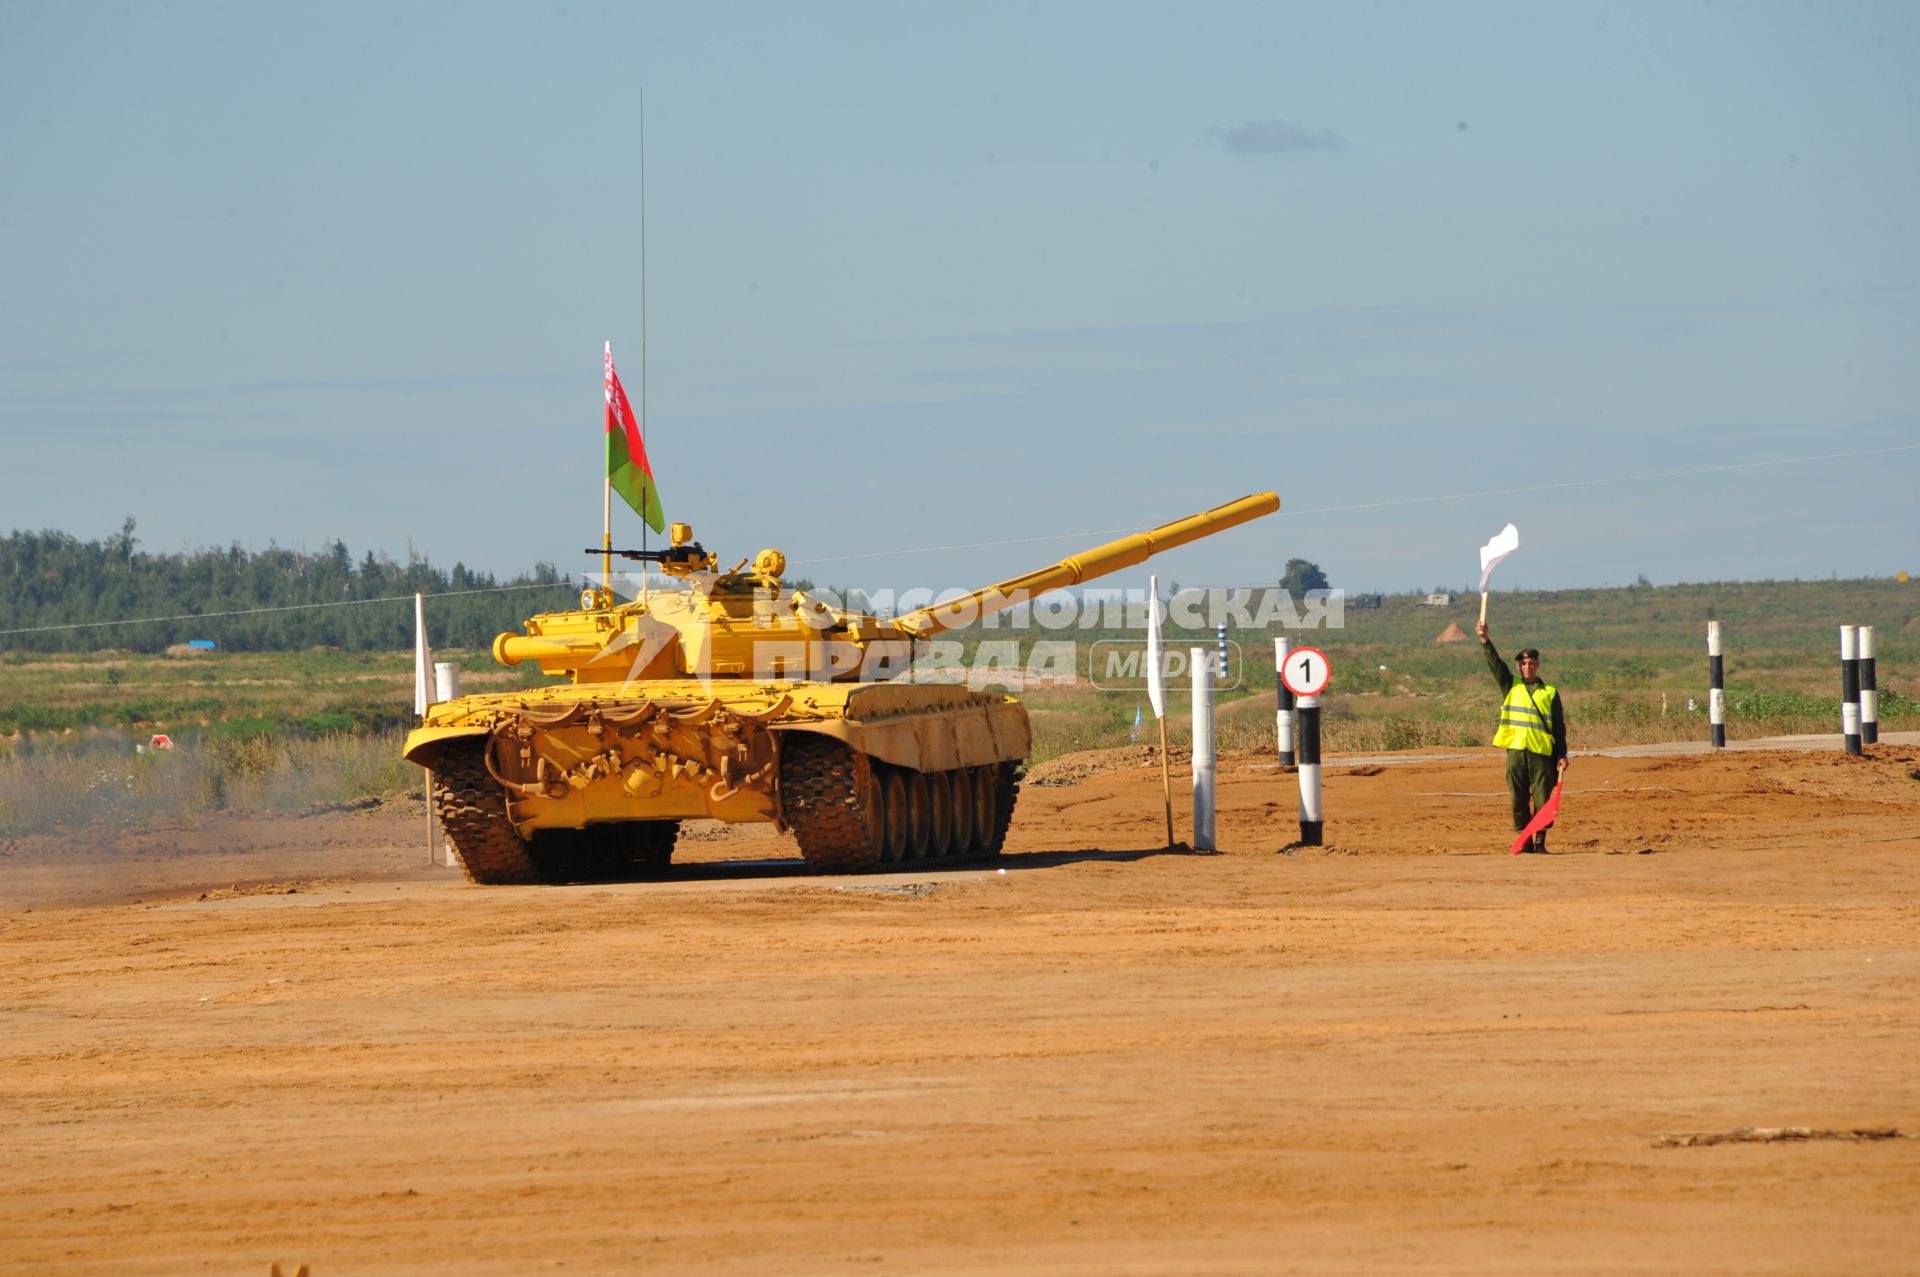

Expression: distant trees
xmin=0 ymin=518 xmax=572 ymax=653
xmin=1280 ymin=558 xmax=1330 ymax=596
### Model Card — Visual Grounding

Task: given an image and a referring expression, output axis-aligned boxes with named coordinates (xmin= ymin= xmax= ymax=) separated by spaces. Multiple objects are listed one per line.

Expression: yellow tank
xmin=404 ymin=492 xmax=1279 ymax=883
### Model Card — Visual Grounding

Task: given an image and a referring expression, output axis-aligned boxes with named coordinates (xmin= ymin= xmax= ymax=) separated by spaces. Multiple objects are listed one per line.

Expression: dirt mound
xmin=1025 ymin=743 xmax=1186 ymax=787
xmin=1733 ymin=744 xmax=1920 ymax=802
xmin=1435 ymin=621 xmax=1471 ymax=642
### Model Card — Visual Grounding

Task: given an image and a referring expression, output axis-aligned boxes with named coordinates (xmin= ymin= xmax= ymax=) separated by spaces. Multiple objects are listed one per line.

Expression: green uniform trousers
xmin=1505 ymin=749 xmax=1556 ymax=832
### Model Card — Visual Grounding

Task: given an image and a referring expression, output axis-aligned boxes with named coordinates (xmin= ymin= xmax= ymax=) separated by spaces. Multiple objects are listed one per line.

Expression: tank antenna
xmin=638 ymin=87 xmax=650 ymax=606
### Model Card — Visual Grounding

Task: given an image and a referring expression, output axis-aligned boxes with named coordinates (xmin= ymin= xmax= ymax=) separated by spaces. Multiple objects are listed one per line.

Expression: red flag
xmin=1509 ymin=782 xmax=1563 ymax=854
xmin=605 ymin=342 xmax=665 ymax=533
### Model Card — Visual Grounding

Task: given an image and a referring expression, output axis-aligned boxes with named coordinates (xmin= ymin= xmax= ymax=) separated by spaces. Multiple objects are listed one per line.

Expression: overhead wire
xmin=0 ymin=579 xmax=577 ymax=638
xmin=795 ymin=442 xmax=1919 ymax=566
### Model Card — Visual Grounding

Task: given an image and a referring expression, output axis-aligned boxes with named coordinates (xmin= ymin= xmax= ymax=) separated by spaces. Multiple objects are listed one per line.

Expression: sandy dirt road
xmin=3 ymin=743 xmax=1917 ymax=1275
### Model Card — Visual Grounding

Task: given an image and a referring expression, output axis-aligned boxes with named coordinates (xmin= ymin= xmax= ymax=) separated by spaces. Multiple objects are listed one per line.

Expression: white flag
xmin=413 ymin=592 xmax=433 ymax=716
xmin=1477 ymin=523 xmax=1520 ymax=593
xmin=1145 ymin=573 xmax=1166 ymax=720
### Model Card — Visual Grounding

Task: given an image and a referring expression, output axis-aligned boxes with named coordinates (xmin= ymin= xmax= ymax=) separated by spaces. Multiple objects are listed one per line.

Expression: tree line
xmin=1 ymin=519 xmax=576 ymax=653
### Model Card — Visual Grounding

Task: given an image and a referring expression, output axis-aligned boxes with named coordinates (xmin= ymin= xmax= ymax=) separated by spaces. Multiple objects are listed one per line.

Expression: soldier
xmin=1475 ymin=620 xmax=1568 ymax=853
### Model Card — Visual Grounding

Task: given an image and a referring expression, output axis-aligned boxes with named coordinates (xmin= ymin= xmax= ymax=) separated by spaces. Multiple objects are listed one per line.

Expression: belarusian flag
xmin=605 ymin=341 xmax=665 ymax=533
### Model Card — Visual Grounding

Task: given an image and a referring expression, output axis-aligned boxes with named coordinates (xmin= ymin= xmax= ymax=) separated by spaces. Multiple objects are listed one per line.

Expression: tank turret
xmin=406 ymin=492 xmax=1278 ymax=885
xmin=487 ymin=491 xmax=1279 ymax=685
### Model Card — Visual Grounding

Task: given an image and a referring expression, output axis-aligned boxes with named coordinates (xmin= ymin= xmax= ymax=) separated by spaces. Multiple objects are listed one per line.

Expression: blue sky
xmin=2 ymin=1 xmax=1915 ymax=596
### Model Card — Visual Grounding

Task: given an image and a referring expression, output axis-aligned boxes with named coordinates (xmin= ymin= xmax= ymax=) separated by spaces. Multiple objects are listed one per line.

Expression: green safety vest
xmin=1493 ymin=680 xmax=1557 ymax=755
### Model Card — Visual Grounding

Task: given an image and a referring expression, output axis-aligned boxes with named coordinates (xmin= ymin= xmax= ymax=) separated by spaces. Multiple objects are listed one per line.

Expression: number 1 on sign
xmin=1281 ymin=645 xmax=1332 ymax=696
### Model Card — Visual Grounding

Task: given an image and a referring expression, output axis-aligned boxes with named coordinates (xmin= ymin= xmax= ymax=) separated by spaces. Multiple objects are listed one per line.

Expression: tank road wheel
xmin=779 ymin=734 xmax=885 ymax=871
xmin=880 ymin=769 xmax=908 ymax=864
xmin=968 ymin=766 xmax=998 ymax=856
xmin=904 ymin=771 xmax=931 ymax=860
xmin=947 ymin=770 xmax=974 ymax=860
xmin=429 ymin=739 xmax=537 ymax=885
xmin=927 ymin=769 xmax=954 ymax=858
xmin=985 ymin=760 xmax=1022 ymax=856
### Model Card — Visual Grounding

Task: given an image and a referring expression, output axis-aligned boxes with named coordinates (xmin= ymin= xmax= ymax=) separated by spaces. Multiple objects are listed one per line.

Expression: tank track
xmin=780 ymin=734 xmax=1021 ymax=872
xmin=429 ymin=739 xmax=538 ymax=885
xmin=780 ymin=734 xmax=884 ymax=871
xmin=989 ymin=760 xmax=1021 ymax=858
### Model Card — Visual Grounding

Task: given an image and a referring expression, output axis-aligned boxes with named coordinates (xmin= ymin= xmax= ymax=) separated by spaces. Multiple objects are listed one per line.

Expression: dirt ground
xmin=3 ymin=741 xmax=1917 ymax=1275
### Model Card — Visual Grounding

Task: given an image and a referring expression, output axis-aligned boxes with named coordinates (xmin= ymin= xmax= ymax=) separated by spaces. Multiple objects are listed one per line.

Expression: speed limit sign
xmin=1280 ymin=645 xmax=1332 ymax=697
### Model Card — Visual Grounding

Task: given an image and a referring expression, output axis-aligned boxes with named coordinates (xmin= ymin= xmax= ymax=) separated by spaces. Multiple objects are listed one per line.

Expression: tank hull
xmin=404 ymin=678 xmax=1029 ymax=838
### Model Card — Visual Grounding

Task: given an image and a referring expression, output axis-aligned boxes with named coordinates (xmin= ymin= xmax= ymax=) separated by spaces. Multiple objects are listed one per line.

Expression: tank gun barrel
xmin=895 ymin=491 xmax=1280 ymax=638
xmin=494 ymin=632 xmax=608 ymax=668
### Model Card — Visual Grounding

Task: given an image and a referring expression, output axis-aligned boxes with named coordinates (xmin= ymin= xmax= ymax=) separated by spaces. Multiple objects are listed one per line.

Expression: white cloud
xmin=1210 ymin=118 xmax=1348 ymax=155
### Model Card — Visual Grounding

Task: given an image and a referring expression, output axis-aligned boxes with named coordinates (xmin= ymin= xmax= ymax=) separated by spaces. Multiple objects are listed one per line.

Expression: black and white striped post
xmin=1860 ymin=625 xmax=1878 ymax=746
xmin=1840 ymin=625 xmax=1862 ymax=756
xmin=1296 ymin=692 xmax=1323 ymax=846
xmin=1216 ymin=622 xmax=1229 ymax=680
xmin=1191 ymin=646 xmax=1217 ymax=852
xmin=1707 ymin=621 xmax=1726 ymax=748
xmin=1274 ymin=636 xmax=1297 ymax=767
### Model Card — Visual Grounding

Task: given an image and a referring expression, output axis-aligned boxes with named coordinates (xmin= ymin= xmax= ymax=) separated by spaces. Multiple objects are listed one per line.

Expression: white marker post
xmin=432 ymin=658 xmax=462 ymax=867
xmin=413 ymin=593 xmax=434 ymax=718
xmin=1281 ymin=645 xmax=1332 ymax=847
xmin=1191 ymin=647 xmax=1216 ymax=852
xmin=1146 ymin=574 xmax=1174 ymax=848
xmin=1275 ymin=636 xmax=1296 ymax=768
xmin=414 ymin=594 xmax=438 ymax=865
xmin=1840 ymin=625 xmax=1862 ymax=756
xmin=1707 ymin=621 xmax=1726 ymax=748
xmin=1859 ymin=626 xmax=1878 ymax=746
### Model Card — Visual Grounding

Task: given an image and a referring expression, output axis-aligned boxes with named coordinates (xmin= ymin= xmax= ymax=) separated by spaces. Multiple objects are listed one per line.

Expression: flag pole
xmin=1158 ymin=712 xmax=1174 ymax=848
xmin=602 ymin=478 xmax=613 ymax=590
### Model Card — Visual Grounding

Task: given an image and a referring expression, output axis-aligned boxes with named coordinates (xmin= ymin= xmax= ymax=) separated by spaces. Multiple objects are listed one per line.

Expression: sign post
xmin=1281 ymin=646 xmax=1332 ymax=846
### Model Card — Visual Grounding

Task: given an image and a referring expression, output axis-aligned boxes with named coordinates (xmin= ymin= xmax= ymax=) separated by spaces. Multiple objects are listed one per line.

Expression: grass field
xmin=1007 ymin=575 xmax=1919 ymax=757
xmin=2 ymin=578 xmax=1913 ymax=835
xmin=0 ymin=646 xmax=543 ymax=737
